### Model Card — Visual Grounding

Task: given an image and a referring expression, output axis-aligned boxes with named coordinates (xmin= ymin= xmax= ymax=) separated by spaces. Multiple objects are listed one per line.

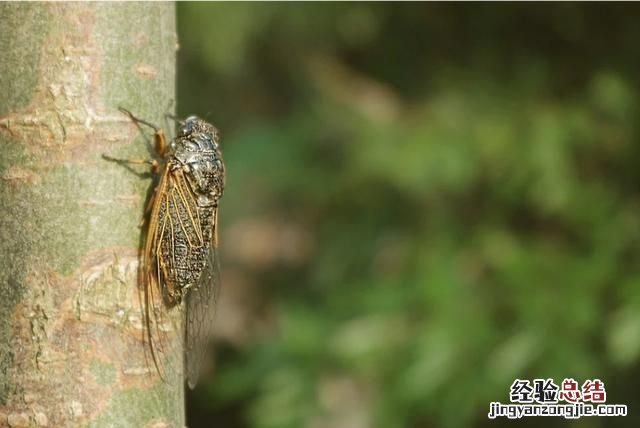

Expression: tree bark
xmin=0 ymin=3 xmax=182 ymax=427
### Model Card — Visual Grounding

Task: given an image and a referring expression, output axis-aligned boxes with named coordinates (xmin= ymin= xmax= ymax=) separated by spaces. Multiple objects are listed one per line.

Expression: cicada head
xmin=172 ymin=117 xmax=225 ymax=207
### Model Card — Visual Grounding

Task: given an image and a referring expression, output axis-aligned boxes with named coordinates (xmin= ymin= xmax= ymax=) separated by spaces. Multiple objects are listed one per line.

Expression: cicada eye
xmin=180 ymin=118 xmax=197 ymax=136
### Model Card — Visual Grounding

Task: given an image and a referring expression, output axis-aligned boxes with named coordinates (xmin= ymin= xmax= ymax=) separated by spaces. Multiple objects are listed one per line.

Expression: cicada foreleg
xmin=103 ymin=107 xmax=166 ymax=170
xmin=118 ymin=107 xmax=168 ymax=158
xmin=103 ymin=108 xmax=169 ymax=226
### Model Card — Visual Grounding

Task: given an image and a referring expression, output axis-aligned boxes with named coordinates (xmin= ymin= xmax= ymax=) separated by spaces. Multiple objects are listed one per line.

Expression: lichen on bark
xmin=0 ymin=3 xmax=182 ymax=427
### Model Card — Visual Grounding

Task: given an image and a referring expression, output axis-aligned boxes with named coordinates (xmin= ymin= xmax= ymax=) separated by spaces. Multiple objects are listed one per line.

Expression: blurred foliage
xmin=178 ymin=4 xmax=640 ymax=428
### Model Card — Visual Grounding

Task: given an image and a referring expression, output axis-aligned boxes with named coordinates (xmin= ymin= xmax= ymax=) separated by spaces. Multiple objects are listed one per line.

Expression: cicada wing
xmin=142 ymin=258 xmax=183 ymax=384
xmin=185 ymin=208 xmax=221 ymax=389
xmin=140 ymin=171 xmax=184 ymax=384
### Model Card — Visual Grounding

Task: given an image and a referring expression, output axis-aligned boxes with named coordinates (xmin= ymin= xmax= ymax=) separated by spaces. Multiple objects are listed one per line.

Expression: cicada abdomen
xmin=105 ymin=109 xmax=225 ymax=388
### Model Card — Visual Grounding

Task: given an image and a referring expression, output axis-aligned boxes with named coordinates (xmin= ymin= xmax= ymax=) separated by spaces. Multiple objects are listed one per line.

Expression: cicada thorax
xmin=155 ymin=165 xmax=218 ymax=307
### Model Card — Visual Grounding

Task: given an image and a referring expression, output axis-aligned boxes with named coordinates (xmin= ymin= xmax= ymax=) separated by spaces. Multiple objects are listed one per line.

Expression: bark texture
xmin=0 ymin=3 xmax=182 ymax=427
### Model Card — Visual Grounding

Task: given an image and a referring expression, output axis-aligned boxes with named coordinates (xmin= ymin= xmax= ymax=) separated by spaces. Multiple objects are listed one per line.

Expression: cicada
xmin=105 ymin=108 xmax=225 ymax=388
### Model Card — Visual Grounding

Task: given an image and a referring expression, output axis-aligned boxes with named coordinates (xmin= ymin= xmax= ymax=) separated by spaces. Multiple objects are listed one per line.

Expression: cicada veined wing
xmin=185 ymin=211 xmax=221 ymax=388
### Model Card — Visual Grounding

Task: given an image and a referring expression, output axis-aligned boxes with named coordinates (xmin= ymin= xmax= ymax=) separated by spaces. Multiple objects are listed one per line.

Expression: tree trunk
xmin=0 ymin=3 xmax=182 ymax=427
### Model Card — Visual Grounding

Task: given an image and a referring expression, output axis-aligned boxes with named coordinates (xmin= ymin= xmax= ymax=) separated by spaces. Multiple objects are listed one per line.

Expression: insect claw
xmin=118 ymin=107 xmax=161 ymax=132
xmin=118 ymin=106 xmax=135 ymax=117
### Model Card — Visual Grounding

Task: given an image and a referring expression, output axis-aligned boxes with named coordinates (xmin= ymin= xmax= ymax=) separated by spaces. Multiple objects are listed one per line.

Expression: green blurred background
xmin=177 ymin=4 xmax=640 ymax=428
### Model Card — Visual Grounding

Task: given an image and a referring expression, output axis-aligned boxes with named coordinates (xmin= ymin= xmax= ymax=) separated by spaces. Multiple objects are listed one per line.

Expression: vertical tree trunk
xmin=0 ymin=3 xmax=182 ymax=427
